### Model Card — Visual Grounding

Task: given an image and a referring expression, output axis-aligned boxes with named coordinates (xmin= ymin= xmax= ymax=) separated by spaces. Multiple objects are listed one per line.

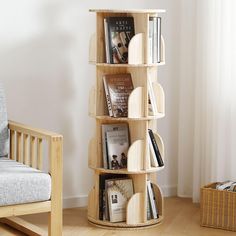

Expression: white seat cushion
xmin=0 ymin=158 xmax=51 ymax=206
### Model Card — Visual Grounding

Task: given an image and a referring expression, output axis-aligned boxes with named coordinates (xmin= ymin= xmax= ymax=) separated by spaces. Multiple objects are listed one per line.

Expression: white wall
xmin=0 ymin=0 xmax=181 ymax=207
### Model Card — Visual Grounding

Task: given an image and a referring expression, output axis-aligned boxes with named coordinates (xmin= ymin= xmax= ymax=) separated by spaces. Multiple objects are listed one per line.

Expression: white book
xmin=106 ymin=179 xmax=134 ymax=222
xmin=153 ymin=17 xmax=158 ymax=63
xmin=157 ymin=17 xmax=161 ymax=63
xmin=148 ymin=134 xmax=159 ymax=167
xmin=147 ymin=78 xmax=158 ymax=116
xmin=147 ymin=180 xmax=158 ymax=219
xmin=101 ymin=124 xmax=128 ymax=169
xmin=104 ymin=18 xmax=110 ymax=63
xmin=148 ymin=17 xmax=154 ymax=64
xmin=106 ymin=128 xmax=129 ymax=169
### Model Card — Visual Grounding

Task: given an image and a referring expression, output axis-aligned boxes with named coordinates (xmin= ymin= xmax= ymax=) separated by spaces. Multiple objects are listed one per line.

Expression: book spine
xmin=147 ymin=180 xmax=158 ymax=219
xmin=148 ymin=18 xmax=154 ymax=64
xmin=103 ymin=77 xmax=113 ymax=117
xmin=148 ymin=129 xmax=164 ymax=167
xmin=102 ymin=126 xmax=108 ymax=169
xmin=104 ymin=18 xmax=110 ymax=64
xmin=148 ymin=134 xmax=159 ymax=167
xmin=157 ymin=17 xmax=161 ymax=63
xmin=99 ymin=176 xmax=103 ymax=220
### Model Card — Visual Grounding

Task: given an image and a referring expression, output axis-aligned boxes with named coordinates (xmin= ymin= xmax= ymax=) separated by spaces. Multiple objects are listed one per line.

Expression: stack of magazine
xmin=216 ymin=181 xmax=236 ymax=192
xmin=99 ymin=174 xmax=134 ymax=222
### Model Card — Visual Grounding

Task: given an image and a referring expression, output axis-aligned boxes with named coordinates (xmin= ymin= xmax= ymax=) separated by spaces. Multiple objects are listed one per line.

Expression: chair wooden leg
xmin=48 ymin=137 xmax=63 ymax=236
xmin=0 ymin=217 xmax=47 ymax=236
xmin=48 ymin=208 xmax=62 ymax=236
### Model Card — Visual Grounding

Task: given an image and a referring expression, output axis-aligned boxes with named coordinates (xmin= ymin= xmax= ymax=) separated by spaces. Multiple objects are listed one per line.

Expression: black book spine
xmin=99 ymin=175 xmax=104 ymax=220
xmin=148 ymin=129 xmax=164 ymax=167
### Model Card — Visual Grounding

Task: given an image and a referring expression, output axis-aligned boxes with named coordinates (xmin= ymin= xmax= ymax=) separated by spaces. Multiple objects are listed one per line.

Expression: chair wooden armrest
xmin=0 ymin=120 xmax=63 ymax=236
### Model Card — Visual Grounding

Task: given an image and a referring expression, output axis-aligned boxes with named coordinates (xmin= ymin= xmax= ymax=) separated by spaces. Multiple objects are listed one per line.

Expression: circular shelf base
xmin=88 ymin=216 xmax=163 ymax=230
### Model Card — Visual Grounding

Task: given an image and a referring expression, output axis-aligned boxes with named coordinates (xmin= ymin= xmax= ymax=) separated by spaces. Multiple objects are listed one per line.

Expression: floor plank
xmin=0 ymin=197 xmax=235 ymax=236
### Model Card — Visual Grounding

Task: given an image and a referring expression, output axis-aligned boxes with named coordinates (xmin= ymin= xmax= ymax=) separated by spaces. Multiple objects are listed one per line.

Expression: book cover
xmin=106 ymin=178 xmax=134 ymax=222
xmin=106 ymin=128 xmax=129 ymax=170
xmin=104 ymin=17 xmax=135 ymax=64
xmin=101 ymin=123 xmax=128 ymax=169
xmin=148 ymin=129 xmax=164 ymax=167
xmin=103 ymin=73 xmax=134 ymax=117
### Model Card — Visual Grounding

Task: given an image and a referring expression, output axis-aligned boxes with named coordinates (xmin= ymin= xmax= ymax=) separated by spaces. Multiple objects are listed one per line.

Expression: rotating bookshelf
xmin=88 ymin=9 xmax=166 ymax=229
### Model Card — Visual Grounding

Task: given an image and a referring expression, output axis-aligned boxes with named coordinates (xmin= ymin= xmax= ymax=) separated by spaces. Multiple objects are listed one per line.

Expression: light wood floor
xmin=0 ymin=197 xmax=235 ymax=236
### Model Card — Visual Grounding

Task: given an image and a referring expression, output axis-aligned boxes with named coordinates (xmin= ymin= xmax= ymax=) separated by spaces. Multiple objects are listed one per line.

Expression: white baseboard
xmin=63 ymin=185 xmax=177 ymax=209
xmin=63 ymin=195 xmax=88 ymax=209
xmin=161 ymin=185 xmax=177 ymax=197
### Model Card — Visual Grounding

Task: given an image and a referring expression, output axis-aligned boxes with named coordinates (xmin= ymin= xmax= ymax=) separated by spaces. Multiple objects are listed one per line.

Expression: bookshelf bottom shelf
xmin=87 ymin=216 xmax=163 ymax=230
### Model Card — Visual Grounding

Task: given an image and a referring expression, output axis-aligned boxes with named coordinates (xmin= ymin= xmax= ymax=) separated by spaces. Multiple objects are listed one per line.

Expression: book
xmin=106 ymin=128 xmax=129 ymax=169
xmin=103 ymin=73 xmax=134 ymax=117
xmin=106 ymin=178 xmax=134 ymax=222
xmin=99 ymin=174 xmax=127 ymax=220
xmin=147 ymin=180 xmax=159 ymax=219
xmin=148 ymin=17 xmax=162 ymax=63
xmin=147 ymin=188 xmax=152 ymax=220
xmin=157 ymin=17 xmax=161 ymax=63
xmin=148 ymin=134 xmax=159 ymax=167
xmin=101 ymin=123 xmax=128 ymax=169
xmin=148 ymin=129 xmax=164 ymax=167
xmin=104 ymin=17 xmax=135 ymax=64
xmin=147 ymin=78 xmax=158 ymax=116
xmin=148 ymin=17 xmax=154 ymax=63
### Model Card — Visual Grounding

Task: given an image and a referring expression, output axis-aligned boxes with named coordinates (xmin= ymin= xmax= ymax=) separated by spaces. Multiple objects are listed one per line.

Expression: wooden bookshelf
xmin=88 ymin=9 xmax=166 ymax=229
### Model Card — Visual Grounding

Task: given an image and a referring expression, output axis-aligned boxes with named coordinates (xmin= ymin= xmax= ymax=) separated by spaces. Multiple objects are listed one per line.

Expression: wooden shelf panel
xmin=89 ymin=166 xmax=164 ymax=174
xmin=91 ymin=115 xmax=165 ymax=121
xmin=89 ymin=9 xmax=166 ymax=14
xmin=88 ymin=215 xmax=163 ymax=229
xmin=89 ymin=62 xmax=165 ymax=67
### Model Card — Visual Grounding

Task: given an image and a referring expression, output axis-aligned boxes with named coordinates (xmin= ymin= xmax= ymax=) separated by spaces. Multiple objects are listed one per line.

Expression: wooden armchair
xmin=0 ymin=120 xmax=63 ymax=236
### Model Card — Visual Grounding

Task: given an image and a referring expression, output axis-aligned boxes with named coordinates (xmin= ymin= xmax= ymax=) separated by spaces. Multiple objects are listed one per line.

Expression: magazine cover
xmin=103 ymin=73 xmax=134 ymax=117
xmin=106 ymin=129 xmax=129 ymax=169
xmin=106 ymin=178 xmax=134 ymax=222
xmin=105 ymin=17 xmax=135 ymax=63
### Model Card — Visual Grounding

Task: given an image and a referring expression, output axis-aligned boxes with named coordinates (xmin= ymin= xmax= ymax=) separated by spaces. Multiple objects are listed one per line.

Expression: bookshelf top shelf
xmin=89 ymin=9 xmax=166 ymax=14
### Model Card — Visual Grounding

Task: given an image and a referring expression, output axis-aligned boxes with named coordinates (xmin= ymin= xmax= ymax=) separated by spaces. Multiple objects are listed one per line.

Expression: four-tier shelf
xmin=88 ymin=9 xmax=166 ymax=229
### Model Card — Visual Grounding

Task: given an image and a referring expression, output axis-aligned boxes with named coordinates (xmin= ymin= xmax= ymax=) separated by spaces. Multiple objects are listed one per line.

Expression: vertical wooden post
xmin=23 ymin=134 xmax=29 ymax=165
xmin=10 ymin=130 xmax=15 ymax=160
xmin=16 ymin=132 xmax=22 ymax=162
xmin=30 ymin=136 xmax=36 ymax=168
xmin=37 ymin=138 xmax=43 ymax=170
xmin=48 ymin=136 xmax=63 ymax=236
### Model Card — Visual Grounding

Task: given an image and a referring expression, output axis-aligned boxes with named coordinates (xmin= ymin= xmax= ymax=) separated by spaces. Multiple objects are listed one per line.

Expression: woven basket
xmin=201 ymin=182 xmax=236 ymax=231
